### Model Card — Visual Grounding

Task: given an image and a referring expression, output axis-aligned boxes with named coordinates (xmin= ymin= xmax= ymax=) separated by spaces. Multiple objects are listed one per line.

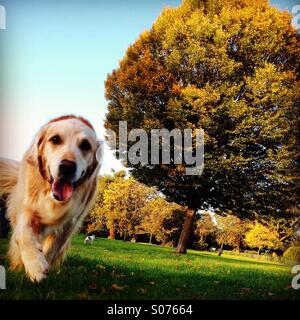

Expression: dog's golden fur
xmin=0 ymin=115 xmax=102 ymax=282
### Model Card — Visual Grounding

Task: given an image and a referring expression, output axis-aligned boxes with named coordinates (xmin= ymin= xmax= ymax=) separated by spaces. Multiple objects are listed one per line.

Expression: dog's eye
xmin=50 ymin=135 xmax=62 ymax=145
xmin=79 ymin=139 xmax=91 ymax=151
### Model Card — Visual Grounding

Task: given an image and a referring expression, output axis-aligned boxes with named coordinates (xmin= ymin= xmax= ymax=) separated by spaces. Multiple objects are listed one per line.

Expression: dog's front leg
xmin=46 ymin=220 xmax=77 ymax=267
xmin=46 ymin=193 xmax=96 ymax=267
xmin=46 ymin=207 xmax=90 ymax=266
xmin=14 ymin=214 xmax=49 ymax=282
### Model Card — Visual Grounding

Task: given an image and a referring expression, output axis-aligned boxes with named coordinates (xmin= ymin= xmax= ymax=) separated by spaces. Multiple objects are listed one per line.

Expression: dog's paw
xmin=25 ymin=254 xmax=49 ymax=283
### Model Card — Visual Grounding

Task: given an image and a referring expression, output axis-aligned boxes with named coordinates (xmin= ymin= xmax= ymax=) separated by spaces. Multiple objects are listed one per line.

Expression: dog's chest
xmin=34 ymin=195 xmax=77 ymax=226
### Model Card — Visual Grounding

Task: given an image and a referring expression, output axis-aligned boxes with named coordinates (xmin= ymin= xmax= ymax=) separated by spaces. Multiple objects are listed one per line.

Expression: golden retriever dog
xmin=0 ymin=115 xmax=103 ymax=282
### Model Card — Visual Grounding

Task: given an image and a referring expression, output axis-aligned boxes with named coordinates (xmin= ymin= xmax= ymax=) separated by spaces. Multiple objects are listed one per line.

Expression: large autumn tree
xmin=105 ymin=0 xmax=300 ymax=253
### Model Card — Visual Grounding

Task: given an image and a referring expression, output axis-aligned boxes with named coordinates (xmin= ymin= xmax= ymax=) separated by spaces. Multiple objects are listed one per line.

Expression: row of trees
xmin=196 ymin=213 xmax=297 ymax=254
xmin=85 ymin=171 xmax=299 ymax=253
xmin=86 ymin=171 xmax=185 ymax=246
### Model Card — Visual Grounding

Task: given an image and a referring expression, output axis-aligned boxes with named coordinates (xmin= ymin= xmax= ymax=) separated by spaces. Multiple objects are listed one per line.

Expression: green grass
xmin=0 ymin=235 xmax=299 ymax=300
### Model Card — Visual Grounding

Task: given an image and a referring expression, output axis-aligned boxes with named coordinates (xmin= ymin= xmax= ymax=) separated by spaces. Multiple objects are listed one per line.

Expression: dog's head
xmin=26 ymin=115 xmax=103 ymax=202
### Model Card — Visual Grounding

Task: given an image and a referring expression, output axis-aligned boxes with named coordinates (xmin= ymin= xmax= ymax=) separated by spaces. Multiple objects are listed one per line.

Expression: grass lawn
xmin=0 ymin=235 xmax=299 ymax=300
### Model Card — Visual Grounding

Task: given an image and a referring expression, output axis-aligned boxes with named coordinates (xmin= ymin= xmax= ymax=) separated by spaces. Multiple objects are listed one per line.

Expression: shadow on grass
xmin=0 ymin=237 xmax=298 ymax=300
xmin=0 ymin=252 xmax=297 ymax=300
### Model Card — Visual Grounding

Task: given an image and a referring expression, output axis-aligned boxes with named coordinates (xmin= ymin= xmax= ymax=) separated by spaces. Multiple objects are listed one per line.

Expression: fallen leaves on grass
xmin=77 ymin=266 xmax=85 ymax=271
xmin=92 ymin=269 xmax=98 ymax=275
xmin=285 ymin=284 xmax=293 ymax=289
xmin=88 ymin=283 xmax=98 ymax=290
xmin=96 ymin=264 xmax=106 ymax=270
xmin=192 ymin=293 xmax=203 ymax=299
xmin=77 ymin=292 xmax=89 ymax=300
xmin=45 ymin=291 xmax=56 ymax=300
xmin=111 ymin=270 xmax=125 ymax=279
xmin=137 ymin=288 xmax=147 ymax=295
xmin=111 ymin=284 xmax=125 ymax=292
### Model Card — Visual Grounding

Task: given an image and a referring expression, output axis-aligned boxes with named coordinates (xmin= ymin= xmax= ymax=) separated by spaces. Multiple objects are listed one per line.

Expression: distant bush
xmin=223 ymin=250 xmax=282 ymax=263
xmin=283 ymin=246 xmax=300 ymax=263
xmin=194 ymin=242 xmax=209 ymax=251
xmin=243 ymin=250 xmax=259 ymax=255
xmin=272 ymin=252 xmax=278 ymax=259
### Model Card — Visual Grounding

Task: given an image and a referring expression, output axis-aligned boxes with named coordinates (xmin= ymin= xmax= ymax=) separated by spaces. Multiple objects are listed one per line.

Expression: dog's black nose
xmin=59 ymin=160 xmax=77 ymax=177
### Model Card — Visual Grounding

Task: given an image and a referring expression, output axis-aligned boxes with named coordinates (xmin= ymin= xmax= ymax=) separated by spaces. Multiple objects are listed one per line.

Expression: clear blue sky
xmin=0 ymin=0 xmax=181 ymax=173
xmin=0 ymin=0 xmax=296 ymax=174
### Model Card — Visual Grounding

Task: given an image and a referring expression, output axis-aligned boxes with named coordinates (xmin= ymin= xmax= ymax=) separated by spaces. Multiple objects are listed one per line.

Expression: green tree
xmin=139 ymin=197 xmax=183 ymax=244
xmin=215 ymin=215 xmax=247 ymax=251
xmin=245 ymin=222 xmax=281 ymax=254
xmin=196 ymin=212 xmax=217 ymax=247
xmin=105 ymin=0 xmax=300 ymax=253
xmin=101 ymin=178 xmax=151 ymax=240
xmin=259 ymin=215 xmax=300 ymax=249
xmin=88 ymin=171 xmax=126 ymax=238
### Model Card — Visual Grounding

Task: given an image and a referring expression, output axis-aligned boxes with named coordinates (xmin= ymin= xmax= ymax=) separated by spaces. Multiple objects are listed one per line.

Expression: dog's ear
xmin=26 ymin=126 xmax=46 ymax=166
xmin=85 ymin=139 xmax=103 ymax=178
xmin=95 ymin=140 xmax=104 ymax=165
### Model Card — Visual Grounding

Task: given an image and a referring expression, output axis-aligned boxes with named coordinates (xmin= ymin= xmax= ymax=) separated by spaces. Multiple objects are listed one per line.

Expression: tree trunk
xmin=217 ymin=243 xmax=224 ymax=256
xmin=108 ymin=225 xmax=115 ymax=240
xmin=149 ymin=233 xmax=153 ymax=244
xmin=176 ymin=209 xmax=196 ymax=254
xmin=258 ymin=248 xmax=261 ymax=255
xmin=123 ymin=230 xmax=127 ymax=241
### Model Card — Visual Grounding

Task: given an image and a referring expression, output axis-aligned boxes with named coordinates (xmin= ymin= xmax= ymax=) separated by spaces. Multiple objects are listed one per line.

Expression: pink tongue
xmin=52 ymin=178 xmax=73 ymax=202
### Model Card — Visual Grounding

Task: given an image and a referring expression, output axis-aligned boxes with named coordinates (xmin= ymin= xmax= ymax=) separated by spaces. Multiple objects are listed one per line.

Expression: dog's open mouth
xmin=51 ymin=178 xmax=74 ymax=202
